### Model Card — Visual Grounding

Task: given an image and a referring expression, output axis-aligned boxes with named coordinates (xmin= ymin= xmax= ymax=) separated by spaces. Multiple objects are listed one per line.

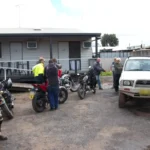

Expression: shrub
xmin=101 ymin=71 xmax=112 ymax=76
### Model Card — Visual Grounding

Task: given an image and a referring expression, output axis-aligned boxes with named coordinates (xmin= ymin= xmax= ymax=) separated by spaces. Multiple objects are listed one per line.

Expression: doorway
xmin=69 ymin=41 xmax=81 ymax=71
xmin=10 ymin=42 xmax=22 ymax=60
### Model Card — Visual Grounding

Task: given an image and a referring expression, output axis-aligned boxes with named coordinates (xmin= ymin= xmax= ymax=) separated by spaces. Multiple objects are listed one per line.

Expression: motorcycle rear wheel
xmin=32 ymin=93 xmax=46 ymax=113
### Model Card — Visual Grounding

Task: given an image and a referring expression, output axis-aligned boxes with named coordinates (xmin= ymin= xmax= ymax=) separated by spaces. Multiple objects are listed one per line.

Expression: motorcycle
xmin=59 ymin=71 xmax=80 ymax=92
xmin=77 ymin=72 xmax=96 ymax=100
xmin=0 ymin=78 xmax=14 ymax=119
xmin=29 ymin=82 xmax=68 ymax=113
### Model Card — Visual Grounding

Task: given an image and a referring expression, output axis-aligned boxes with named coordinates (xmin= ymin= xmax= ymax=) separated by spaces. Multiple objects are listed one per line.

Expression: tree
xmin=101 ymin=34 xmax=119 ymax=47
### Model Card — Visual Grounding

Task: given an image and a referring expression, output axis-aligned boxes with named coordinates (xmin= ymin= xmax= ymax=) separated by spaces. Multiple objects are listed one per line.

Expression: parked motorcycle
xmin=0 ymin=78 xmax=14 ymax=119
xmin=77 ymin=72 xmax=96 ymax=100
xmin=59 ymin=71 xmax=80 ymax=92
xmin=29 ymin=82 xmax=68 ymax=112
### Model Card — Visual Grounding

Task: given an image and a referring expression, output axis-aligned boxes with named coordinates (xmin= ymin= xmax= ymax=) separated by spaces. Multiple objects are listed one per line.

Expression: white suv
xmin=119 ymin=56 xmax=150 ymax=108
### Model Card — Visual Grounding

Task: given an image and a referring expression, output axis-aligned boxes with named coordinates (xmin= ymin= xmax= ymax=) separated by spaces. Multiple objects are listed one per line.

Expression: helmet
xmin=6 ymin=78 xmax=12 ymax=89
xmin=57 ymin=64 xmax=62 ymax=69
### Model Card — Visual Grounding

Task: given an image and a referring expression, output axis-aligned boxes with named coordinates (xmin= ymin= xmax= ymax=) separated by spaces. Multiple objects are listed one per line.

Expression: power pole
xmin=16 ymin=4 xmax=23 ymax=28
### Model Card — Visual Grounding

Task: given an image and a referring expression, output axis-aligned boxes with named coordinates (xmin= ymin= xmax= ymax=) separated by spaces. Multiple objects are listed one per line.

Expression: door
xmin=69 ymin=41 xmax=81 ymax=58
xmin=69 ymin=41 xmax=81 ymax=70
xmin=58 ymin=42 xmax=69 ymax=71
xmin=10 ymin=42 xmax=22 ymax=60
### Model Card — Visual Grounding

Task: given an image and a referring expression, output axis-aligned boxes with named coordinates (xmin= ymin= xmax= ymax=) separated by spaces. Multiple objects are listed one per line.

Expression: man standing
xmin=52 ymin=58 xmax=62 ymax=69
xmin=93 ymin=58 xmax=105 ymax=90
xmin=0 ymin=109 xmax=7 ymax=141
xmin=114 ymin=58 xmax=123 ymax=92
xmin=110 ymin=57 xmax=117 ymax=89
xmin=46 ymin=60 xmax=59 ymax=110
xmin=32 ymin=57 xmax=45 ymax=84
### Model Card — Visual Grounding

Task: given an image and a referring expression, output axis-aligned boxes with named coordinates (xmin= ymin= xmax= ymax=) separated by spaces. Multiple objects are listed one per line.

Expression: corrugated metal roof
xmin=0 ymin=28 xmax=100 ymax=37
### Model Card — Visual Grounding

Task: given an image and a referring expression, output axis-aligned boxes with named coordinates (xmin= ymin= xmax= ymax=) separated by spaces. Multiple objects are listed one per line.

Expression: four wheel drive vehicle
xmin=119 ymin=56 xmax=150 ymax=108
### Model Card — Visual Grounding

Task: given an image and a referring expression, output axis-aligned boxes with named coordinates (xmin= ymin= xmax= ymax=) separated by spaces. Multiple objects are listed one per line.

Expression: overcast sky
xmin=0 ymin=0 xmax=150 ymax=48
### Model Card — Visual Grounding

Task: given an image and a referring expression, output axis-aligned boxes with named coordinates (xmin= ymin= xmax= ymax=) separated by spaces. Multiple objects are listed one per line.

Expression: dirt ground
xmin=0 ymin=83 xmax=150 ymax=150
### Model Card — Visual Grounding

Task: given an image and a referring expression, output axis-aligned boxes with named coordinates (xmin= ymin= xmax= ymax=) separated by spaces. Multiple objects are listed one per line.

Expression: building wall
xmin=0 ymin=36 xmax=92 ymax=71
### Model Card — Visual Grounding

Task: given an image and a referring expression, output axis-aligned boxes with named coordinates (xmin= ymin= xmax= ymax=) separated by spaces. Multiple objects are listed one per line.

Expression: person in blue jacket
xmin=93 ymin=58 xmax=106 ymax=90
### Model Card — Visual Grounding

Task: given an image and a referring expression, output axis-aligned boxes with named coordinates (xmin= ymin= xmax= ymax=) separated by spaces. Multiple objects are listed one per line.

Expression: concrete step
xmin=11 ymin=83 xmax=33 ymax=92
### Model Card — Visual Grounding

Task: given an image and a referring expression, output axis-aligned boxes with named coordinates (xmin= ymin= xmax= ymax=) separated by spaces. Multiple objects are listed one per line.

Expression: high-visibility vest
xmin=32 ymin=63 xmax=44 ymax=77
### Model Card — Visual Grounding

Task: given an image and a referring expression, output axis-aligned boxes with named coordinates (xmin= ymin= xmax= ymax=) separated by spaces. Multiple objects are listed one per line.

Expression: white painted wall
xmin=0 ymin=36 xmax=93 ymax=71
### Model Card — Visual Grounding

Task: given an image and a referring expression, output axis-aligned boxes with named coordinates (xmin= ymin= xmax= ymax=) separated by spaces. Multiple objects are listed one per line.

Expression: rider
xmin=32 ymin=57 xmax=45 ymax=84
xmin=46 ymin=59 xmax=59 ymax=110
xmin=93 ymin=58 xmax=106 ymax=90
xmin=0 ymin=109 xmax=7 ymax=141
xmin=87 ymin=66 xmax=97 ymax=89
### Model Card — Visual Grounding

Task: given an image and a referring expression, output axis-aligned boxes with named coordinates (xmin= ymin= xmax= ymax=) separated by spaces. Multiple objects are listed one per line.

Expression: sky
xmin=0 ymin=0 xmax=150 ymax=48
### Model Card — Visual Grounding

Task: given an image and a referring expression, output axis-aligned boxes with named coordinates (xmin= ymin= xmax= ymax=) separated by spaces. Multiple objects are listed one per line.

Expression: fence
xmin=130 ymin=49 xmax=150 ymax=57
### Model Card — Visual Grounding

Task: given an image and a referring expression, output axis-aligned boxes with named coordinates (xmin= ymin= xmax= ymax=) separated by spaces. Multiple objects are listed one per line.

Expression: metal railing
xmin=0 ymin=67 xmax=32 ymax=80
xmin=0 ymin=57 xmax=119 ymax=81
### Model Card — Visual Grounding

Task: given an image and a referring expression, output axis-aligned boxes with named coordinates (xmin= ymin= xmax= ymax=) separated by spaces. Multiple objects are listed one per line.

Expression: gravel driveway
xmin=0 ymin=85 xmax=150 ymax=150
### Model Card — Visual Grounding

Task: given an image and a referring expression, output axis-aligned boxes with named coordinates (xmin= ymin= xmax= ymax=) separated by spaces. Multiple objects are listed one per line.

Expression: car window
xmin=124 ymin=59 xmax=150 ymax=71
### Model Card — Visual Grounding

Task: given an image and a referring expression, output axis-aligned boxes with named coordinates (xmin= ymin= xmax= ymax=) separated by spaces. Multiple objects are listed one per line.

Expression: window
xmin=69 ymin=60 xmax=81 ymax=70
xmin=0 ymin=42 xmax=2 ymax=58
xmin=124 ymin=59 xmax=150 ymax=71
xmin=83 ymin=41 xmax=91 ymax=48
xmin=27 ymin=41 xmax=37 ymax=49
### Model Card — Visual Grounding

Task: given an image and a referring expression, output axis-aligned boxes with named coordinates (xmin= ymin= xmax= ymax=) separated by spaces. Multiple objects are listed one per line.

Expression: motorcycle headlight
xmin=123 ymin=80 xmax=134 ymax=86
xmin=0 ymin=91 xmax=3 ymax=94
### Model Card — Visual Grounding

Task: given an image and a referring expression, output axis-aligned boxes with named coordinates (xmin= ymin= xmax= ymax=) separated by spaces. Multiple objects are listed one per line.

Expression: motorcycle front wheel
xmin=59 ymin=87 xmax=68 ymax=104
xmin=77 ymin=84 xmax=86 ymax=100
xmin=70 ymin=81 xmax=80 ymax=92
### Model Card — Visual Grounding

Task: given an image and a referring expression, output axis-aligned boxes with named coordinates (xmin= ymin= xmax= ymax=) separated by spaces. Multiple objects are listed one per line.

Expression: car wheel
xmin=118 ymin=92 xmax=126 ymax=108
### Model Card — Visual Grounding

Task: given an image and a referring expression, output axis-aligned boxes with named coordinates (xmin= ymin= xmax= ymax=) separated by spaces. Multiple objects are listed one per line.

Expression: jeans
xmin=47 ymin=85 xmax=59 ymax=109
xmin=96 ymin=75 xmax=102 ymax=89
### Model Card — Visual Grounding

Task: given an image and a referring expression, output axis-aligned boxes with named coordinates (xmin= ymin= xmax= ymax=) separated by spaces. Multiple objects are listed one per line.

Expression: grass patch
xmin=101 ymin=71 xmax=112 ymax=76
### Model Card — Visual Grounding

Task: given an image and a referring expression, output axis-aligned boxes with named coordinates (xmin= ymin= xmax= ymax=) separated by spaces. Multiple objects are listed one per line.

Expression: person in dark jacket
xmin=87 ymin=66 xmax=97 ymax=89
xmin=0 ymin=110 xmax=7 ymax=141
xmin=46 ymin=59 xmax=59 ymax=110
xmin=52 ymin=58 xmax=61 ymax=69
xmin=93 ymin=58 xmax=105 ymax=90
xmin=114 ymin=58 xmax=123 ymax=92
xmin=110 ymin=57 xmax=117 ymax=89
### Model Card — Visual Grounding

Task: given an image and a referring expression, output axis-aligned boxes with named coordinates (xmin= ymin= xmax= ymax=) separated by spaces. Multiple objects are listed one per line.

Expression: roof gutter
xmin=0 ymin=33 xmax=101 ymax=38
